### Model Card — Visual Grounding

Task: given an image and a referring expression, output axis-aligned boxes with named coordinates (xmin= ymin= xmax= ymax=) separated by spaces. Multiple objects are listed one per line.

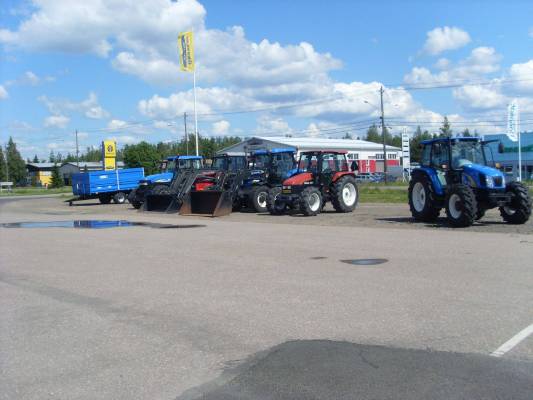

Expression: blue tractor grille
xmin=494 ymin=176 xmax=503 ymax=187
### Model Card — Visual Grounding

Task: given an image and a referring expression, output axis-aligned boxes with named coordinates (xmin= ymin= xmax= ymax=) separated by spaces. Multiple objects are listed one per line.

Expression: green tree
xmin=462 ymin=128 xmax=471 ymax=137
xmin=50 ymin=164 xmax=64 ymax=188
xmin=6 ymin=137 xmax=27 ymax=185
xmin=439 ymin=116 xmax=452 ymax=137
xmin=343 ymin=132 xmax=353 ymax=139
xmin=409 ymin=126 xmax=433 ymax=163
xmin=366 ymin=124 xmax=381 ymax=143
xmin=32 ymin=154 xmax=39 ymax=163
xmin=123 ymin=141 xmax=161 ymax=175
xmin=48 ymin=150 xmax=56 ymax=163
xmin=0 ymin=146 xmax=7 ymax=181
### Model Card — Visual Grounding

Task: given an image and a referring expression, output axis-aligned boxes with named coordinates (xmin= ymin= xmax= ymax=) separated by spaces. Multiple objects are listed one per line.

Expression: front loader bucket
xmin=180 ymin=190 xmax=233 ymax=217
xmin=143 ymin=194 xmax=180 ymax=213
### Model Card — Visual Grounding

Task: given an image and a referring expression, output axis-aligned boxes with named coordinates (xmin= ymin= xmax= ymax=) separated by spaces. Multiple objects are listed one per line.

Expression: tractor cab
xmin=271 ymin=150 xmax=359 ymax=216
xmin=211 ymin=154 xmax=247 ymax=172
xmin=409 ymin=137 xmax=531 ymax=227
xmin=169 ymin=155 xmax=203 ymax=172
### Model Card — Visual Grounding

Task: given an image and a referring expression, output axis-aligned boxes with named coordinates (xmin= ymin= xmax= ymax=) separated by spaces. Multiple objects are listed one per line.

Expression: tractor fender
xmin=332 ymin=171 xmax=355 ymax=183
xmin=282 ymin=172 xmax=313 ymax=186
xmin=411 ymin=167 xmax=445 ymax=196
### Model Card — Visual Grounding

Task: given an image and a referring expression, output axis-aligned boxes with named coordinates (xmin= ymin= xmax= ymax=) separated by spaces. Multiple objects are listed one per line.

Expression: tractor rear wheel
xmin=408 ymin=175 xmax=440 ymax=221
xmin=249 ymin=185 xmax=269 ymax=213
xmin=267 ymin=187 xmax=286 ymax=215
xmin=300 ymin=187 xmax=323 ymax=216
xmin=331 ymin=175 xmax=358 ymax=213
xmin=445 ymin=184 xmax=477 ymax=227
xmin=499 ymin=182 xmax=532 ymax=224
xmin=113 ymin=192 xmax=126 ymax=204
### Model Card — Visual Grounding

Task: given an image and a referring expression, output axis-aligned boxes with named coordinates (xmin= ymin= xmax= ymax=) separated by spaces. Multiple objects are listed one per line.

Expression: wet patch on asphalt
xmin=0 ymin=220 xmax=206 ymax=229
xmin=340 ymin=258 xmax=388 ymax=266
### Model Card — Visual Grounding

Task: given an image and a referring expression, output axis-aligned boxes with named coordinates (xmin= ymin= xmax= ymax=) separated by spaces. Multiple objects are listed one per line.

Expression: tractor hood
xmin=139 ymin=172 xmax=173 ymax=185
xmin=283 ymin=172 xmax=313 ymax=186
xmin=462 ymin=164 xmax=505 ymax=189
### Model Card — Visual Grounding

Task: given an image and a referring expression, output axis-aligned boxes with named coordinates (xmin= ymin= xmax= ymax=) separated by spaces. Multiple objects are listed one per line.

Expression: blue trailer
xmin=68 ymin=168 xmax=144 ymax=205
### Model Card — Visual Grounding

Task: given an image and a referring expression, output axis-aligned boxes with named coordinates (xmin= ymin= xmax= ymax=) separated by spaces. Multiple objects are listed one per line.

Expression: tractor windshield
xmin=212 ymin=157 xmax=227 ymax=170
xmin=271 ymin=152 xmax=294 ymax=176
xmin=298 ymin=154 xmax=318 ymax=173
xmin=164 ymin=160 xmax=173 ymax=172
xmin=451 ymin=141 xmax=487 ymax=169
xmin=251 ymin=154 xmax=270 ymax=169
xmin=178 ymin=158 xmax=202 ymax=169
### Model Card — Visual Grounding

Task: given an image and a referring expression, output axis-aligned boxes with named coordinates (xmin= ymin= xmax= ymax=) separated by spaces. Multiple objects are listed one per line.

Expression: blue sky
xmin=1 ymin=0 xmax=532 ymax=159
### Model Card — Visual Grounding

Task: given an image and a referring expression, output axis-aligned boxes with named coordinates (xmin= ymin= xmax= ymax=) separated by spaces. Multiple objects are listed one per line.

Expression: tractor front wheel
xmin=445 ymin=184 xmax=477 ymax=227
xmin=331 ymin=175 xmax=359 ymax=213
xmin=249 ymin=185 xmax=269 ymax=213
xmin=267 ymin=187 xmax=286 ymax=215
xmin=500 ymin=182 xmax=532 ymax=224
xmin=300 ymin=187 xmax=323 ymax=216
xmin=408 ymin=175 xmax=440 ymax=221
xmin=151 ymin=184 xmax=171 ymax=196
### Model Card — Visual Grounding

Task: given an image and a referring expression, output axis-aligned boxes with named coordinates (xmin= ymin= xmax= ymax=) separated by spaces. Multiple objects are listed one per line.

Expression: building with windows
xmin=26 ymin=163 xmax=55 ymax=187
xmin=217 ymin=136 xmax=401 ymax=173
xmin=485 ymin=131 xmax=533 ymax=180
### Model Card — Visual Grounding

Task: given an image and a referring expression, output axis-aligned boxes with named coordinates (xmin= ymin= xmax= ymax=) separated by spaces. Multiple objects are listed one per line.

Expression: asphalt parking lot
xmin=1 ymin=196 xmax=532 ymax=399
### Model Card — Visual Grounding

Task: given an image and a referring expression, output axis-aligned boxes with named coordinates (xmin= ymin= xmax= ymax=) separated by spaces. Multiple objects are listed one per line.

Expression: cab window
xmin=431 ymin=142 xmax=449 ymax=169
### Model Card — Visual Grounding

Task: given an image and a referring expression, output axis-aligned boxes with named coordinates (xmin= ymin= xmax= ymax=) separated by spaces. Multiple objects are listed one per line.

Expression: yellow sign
xmin=178 ymin=31 xmax=195 ymax=72
xmin=104 ymin=157 xmax=116 ymax=171
xmin=102 ymin=140 xmax=116 ymax=157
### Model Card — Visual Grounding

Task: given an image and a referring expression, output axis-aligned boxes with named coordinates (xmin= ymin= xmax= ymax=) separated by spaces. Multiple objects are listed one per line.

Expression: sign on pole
xmin=401 ymin=129 xmax=410 ymax=181
xmin=507 ymin=100 xmax=522 ymax=180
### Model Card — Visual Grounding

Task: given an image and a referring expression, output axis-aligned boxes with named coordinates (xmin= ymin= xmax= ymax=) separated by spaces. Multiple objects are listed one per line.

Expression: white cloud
xmin=44 ymin=115 xmax=69 ymax=128
xmin=0 ymin=85 xmax=8 ymax=99
xmin=212 ymin=120 xmax=230 ymax=135
xmin=39 ymin=92 xmax=110 ymax=120
xmin=422 ymin=26 xmax=471 ymax=55
xmin=254 ymin=116 xmax=292 ymax=136
xmin=453 ymin=85 xmax=507 ymax=111
xmin=24 ymin=71 xmax=39 ymax=85
xmin=107 ymin=135 xmax=140 ymax=145
xmin=508 ymin=60 xmax=533 ymax=93
xmin=404 ymin=47 xmax=501 ymax=85
xmin=107 ymin=119 xmax=128 ymax=130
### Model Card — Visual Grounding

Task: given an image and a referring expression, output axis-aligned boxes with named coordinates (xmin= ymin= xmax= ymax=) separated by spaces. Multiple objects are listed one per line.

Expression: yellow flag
xmin=178 ymin=31 xmax=195 ymax=72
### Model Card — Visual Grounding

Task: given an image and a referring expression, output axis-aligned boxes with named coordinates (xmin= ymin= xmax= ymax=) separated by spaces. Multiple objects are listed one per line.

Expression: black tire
xmin=331 ymin=175 xmax=358 ymax=213
xmin=299 ymin=187 xmax=323 ymax=216
xmin=408 ymin=174 xmax=440 ymax=222
xmin=267 ymin=187 xmax=286 ymax=215
xmin=113 ymin=192 xmax=126 ymax=204
xmin=248 ymin=185 xmax=269 ymax=213
xmin=445 ymin=184 xmax=477 ymax=227
xmin=98 ymin=194 xmax=112 ymax=204
xmin=499 ymin=182 xmax=532 ymax=224
xmin=151 ymin=184 xmax=171 ymax=195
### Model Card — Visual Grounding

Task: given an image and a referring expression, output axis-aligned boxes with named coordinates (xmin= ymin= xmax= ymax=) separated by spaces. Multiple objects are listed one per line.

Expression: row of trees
xmin=0 ymin=137 xmax=27 ymax=184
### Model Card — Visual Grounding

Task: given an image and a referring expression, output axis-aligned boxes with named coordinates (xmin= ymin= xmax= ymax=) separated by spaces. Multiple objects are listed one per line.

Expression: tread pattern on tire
xmin=249 ymin=185 xmax=268 ymax=212
xmin=499 ymin=182 xmax=532 ymax=224
xmin=408 ymin=173 xmax=440 ymax=222
xmin=267 ymin=186 xmax=286 ymax=215
xmin=445 ymin=184 xmax=477 ymax=228
xmin=299 ymin=187 xmax=322 ymax=216
xmin=331 ymin=175 xmax=358 ymax=213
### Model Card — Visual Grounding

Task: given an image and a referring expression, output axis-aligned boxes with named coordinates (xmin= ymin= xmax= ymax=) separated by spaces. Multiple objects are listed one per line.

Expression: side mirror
xmin=498 ymin=142 xmax=504 ymax=154
xmin=350 ymin=161 xmax=359 ymax=171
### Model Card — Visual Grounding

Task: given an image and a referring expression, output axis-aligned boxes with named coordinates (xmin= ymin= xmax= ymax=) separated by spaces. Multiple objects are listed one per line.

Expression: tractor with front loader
xmin=238 ymin=148 xmax=296 ymax=213
xmin=129 ymin=155 xmax=203 ymax=209
xmin=408 ymin=137 xmax=531 ymax=227
xmin=269 ymin=150 xmax=359 ymax=216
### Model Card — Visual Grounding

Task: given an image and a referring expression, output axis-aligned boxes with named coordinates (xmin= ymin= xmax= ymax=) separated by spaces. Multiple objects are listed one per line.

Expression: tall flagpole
xmin=193 ymin=69 xmax=199 ymax=156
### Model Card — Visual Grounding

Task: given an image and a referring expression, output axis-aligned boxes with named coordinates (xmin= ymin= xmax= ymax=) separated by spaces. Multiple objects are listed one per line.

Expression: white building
xmin=218 ymin=136 xmax=401 ymax=173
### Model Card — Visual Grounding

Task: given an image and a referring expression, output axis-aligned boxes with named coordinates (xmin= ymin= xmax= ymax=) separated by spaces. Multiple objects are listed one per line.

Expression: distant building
xmin=59 ymin=161 xmax=125 ymax=185
xmin=217 ymin=136 xmax=401 ymax=173
xmin=26 ymin=163 xmax=55 ymax=187
xmin=485 ymin=131 xmax=533 ymax=180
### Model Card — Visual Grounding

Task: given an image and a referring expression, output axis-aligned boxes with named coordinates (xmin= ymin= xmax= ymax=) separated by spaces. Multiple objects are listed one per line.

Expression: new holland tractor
xmin=270 ymin=150 xmax=359 ymax=216
xmin=408 ymin=137 xmax=531 ymax=227
xmin=238 ymin=148 xmax=296 ymax=213
xmin=128 ymin=155 xmax=203 ymax=209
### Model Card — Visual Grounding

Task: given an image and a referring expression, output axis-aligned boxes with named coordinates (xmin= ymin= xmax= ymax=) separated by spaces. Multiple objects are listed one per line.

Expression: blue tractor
xmin=238 ymin=148 xmax=297 ymax=212
xmin=128 ymin=155 xmax=203 ymax=209
xmin=408 ymin=137 xmax=531 ymax=227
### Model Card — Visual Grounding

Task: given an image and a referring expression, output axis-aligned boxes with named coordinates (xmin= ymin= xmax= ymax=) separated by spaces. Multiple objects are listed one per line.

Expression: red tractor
xmin=268 ymin=150 xmax=359 ymax=216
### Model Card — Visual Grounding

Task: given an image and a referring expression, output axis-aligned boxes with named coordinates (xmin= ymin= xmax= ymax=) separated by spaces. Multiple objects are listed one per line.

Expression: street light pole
xmin=380 ymin=86 xmax=388 ymax=183
xmin=75 ymin=129 xmax=79 ymax=168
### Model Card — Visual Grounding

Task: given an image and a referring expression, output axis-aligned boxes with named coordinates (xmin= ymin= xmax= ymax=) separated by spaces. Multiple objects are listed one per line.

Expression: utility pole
xmin=380 ymin=86 xmax=388 ymax=183
xmin=183 ymin=112 xmax=189 ymax=155
xmin=75 ymin=129 xmax=79 ymax=168
xmin=4 ymin=144 xmax=9 ymax=182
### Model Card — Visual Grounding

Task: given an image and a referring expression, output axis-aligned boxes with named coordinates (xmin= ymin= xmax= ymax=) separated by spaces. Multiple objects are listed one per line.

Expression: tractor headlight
xmin=484 ymin=175 xmax=494 ymax=188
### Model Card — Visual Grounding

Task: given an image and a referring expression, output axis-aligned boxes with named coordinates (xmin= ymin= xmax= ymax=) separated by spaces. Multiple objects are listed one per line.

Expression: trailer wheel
xmin=113 ymin=192 xmax=126 ymax=204
xmin=331 ymin=175 xmax=358 ymax=213
xmin=300 ymin=187 xmax=323 ymax=216
xmin=500 ymin=182 xmax=532 ymax=224
xmin=249 ymin=185 xmax=269 ymax=213
xmin=98 ymin=194 xmax=112 ymax=204
xmin=267 ymin=187 xmax=286 ymax=215
xmin=445 ymin=184 xmax=477 ymax=227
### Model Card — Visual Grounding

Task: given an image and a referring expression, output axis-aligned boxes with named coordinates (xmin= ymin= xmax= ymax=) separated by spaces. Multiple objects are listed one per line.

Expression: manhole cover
xmin=340 ymin=258 xmax=388 ymax=266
